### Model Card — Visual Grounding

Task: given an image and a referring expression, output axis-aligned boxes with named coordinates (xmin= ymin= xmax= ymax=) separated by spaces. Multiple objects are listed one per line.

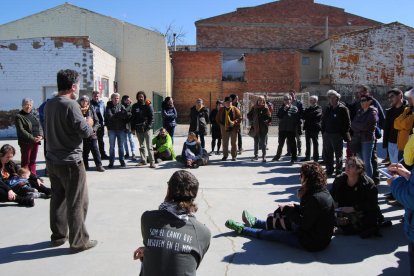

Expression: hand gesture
xmin=133 ymin=246 xmax=145 ymax=261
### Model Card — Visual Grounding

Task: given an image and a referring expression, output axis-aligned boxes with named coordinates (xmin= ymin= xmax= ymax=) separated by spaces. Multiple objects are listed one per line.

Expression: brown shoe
xmin=149 ymin=162 xmax=156 ymax=168
xmin=70 ymin=240 xmax=98 ymax=254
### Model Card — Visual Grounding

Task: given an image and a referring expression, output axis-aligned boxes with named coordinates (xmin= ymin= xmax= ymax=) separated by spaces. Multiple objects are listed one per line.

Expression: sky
xmin=1 ymin=0 xmax=413 ymax=45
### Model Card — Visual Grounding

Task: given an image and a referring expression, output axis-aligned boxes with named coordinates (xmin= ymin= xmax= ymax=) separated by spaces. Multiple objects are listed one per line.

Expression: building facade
xmin=0 ymin=36 xmax=116 ymax=137
xmin=0 ymin=3 xmax=172 ymax=102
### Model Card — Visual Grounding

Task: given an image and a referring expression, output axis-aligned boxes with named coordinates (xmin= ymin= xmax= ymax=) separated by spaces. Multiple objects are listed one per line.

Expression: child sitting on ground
xmin=8 ymin=168 xmax=48 ymax=199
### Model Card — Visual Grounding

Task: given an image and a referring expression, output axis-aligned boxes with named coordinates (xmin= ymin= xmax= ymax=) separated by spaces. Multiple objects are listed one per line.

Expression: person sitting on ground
xmin=0 ymin=144 xmax=51 ymax=197
xmin=8 ymin=168 xmax=48 ymax=199
xmin=176 ymin=132 xmax=208 ymax=169
xmin=330 ymin=156 xmax=388 ymax=238
xmin=0 ymin=147 xmax=35 ymax=207
xmin=225 ymin=161 xmax=335 ymax=252
xmin=152 ymin=127 xmax=176 ymax=163
xmin=134 ymin=170 xmax=211 ymax=276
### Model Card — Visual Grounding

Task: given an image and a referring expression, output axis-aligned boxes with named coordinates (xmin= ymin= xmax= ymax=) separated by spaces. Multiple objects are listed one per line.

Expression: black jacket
xmin=330 ymin=173 xmax=380 ymax=233
xmin=302 ymin=105 xmax=322 ymax=132
xmin=105 ymin=102 xmax=128 ymax=131
xmin=321 ymin=103 xmax=351 ymax=141
xmin=131 ymin=103 xmax=154 ymax=132
xmin=81 ymin=106 xmax=100 ymax=139
xmin=277 ymin=105 xmax=300 ymax=133
xmin=284 ymin=188 xmax=335 ymax=252
xmin=189 ymin=106 xmax=209 ymax=135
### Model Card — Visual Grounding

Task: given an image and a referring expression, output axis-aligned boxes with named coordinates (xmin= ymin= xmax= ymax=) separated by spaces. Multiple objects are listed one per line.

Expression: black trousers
xmin=96 ymin=126 xmax=106 ymax=156
xmin=305 ymin=130 xmax=320 ymax=161
xmin=322 ymin=132 xmax=343 ymax=174
xmin=276 ymin=131 xmax=297 ymax=159
xmin=83 ymin=138 xmax=102 ymax=167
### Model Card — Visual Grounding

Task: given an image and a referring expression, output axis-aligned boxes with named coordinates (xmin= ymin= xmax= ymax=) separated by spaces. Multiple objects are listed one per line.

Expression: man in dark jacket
xmin=286 ymin=90 xmax=304 ymax=157
xmin=321 ymin=90 xmax=351 ymax=176
xmin=383 ymin=88 xmax=407 ymax=163
xmin=90 ymin=91 xmax=109 ymax=159
xmin=301 ymin=95 xmax=322 ymax=162
xmin=189 ymin=98 xmax=209 ymax=149
xmin=105 ymin=93 xmax=128 ymax=168
xmin=131 ymin=91 xmax=155 ymax=168
xmin=272 ymin=94 xmax=300 ymax=163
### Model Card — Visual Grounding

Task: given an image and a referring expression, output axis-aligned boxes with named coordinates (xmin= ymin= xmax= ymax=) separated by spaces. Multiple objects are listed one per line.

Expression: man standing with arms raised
xmin=44 ymin=69 xmax=97 ymax=253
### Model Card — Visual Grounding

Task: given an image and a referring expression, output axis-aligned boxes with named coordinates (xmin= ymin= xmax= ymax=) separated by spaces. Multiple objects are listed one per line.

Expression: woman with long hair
xmin=225 ymin=162 xmax=335 ymax=251
xmin=247 ymin=96 xmax=271 ymax=162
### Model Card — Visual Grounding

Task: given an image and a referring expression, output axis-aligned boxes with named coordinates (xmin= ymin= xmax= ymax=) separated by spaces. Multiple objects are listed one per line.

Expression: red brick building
xmin=173 ymin=0 xmax=381 ymax=120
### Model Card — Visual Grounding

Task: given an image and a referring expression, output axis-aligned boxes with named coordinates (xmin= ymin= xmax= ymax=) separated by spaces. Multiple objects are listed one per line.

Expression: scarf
xmin=225 ymin=107 xmax=232 ymax=130
xmin=80 ymin=104 xmax=89 ymax=116
xmin=185 ymin=140 xmax=196 ymax=146
xmin=196 ymin=104 xmax=204 ymax=112
xmin=159 ymin=201 xmax=194 ymax=221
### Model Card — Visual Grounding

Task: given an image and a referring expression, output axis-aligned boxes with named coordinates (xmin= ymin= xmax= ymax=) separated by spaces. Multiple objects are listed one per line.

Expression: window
xmin=302 ymin=57 xmax=310 ymax=65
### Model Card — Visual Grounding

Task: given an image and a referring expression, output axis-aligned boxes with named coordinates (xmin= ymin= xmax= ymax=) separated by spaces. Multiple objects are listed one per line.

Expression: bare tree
xmin=152 ymin=22 xmax=187 ymax=47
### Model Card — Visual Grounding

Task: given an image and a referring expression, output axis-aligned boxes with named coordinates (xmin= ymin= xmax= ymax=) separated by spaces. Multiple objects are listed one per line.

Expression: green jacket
xmin=152 ymin=133 xmax=176 ymax=160
xmin=15 ymin=111 xmax=43 ymax=145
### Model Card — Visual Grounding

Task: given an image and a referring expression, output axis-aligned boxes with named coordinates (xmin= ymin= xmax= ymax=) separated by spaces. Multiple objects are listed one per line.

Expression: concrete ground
xmin=0 ymin=127 xmax=408 ymax=276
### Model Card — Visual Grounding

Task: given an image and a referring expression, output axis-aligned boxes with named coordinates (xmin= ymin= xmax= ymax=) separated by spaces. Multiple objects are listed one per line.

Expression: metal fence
xmin=152 ymin=91 xmax=164 ymax=134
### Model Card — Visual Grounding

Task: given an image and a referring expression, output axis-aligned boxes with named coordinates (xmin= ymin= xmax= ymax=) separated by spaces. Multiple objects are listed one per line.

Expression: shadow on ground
xmin=218 ymin=223 xmax=407 ymax=269
xmin=0 ymin=241 xmax=70 ymax=264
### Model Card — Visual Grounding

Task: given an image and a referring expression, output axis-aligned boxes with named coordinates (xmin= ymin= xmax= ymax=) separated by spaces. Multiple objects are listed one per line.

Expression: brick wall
xmin=172 ymin=51 xmax=222 ymax=122
xmin=245 ymin=51 xmax=301 ymax=92
xmin=196 ymin=0 xmax=380 ymax=51
xmin=330 ymin=23 xmax=414 ymax=87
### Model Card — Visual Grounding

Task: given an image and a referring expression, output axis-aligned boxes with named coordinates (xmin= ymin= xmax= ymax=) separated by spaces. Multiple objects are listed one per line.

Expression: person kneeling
xmin=225 ymin=162 xmax=335 ymax=252
xmin=152 ymin=127 xmax=175 ymax=163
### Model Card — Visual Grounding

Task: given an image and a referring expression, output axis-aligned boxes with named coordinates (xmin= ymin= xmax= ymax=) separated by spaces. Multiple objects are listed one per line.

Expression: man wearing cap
xmin=321 ymin=90 xmax=351 ymax=176
xmin=189 ymin=98 xmax=209 ymax=149
xmin=216 ymin=97 xmax=242 ymax=161
xmin=384 ymin=88 xmax=408 ymax=163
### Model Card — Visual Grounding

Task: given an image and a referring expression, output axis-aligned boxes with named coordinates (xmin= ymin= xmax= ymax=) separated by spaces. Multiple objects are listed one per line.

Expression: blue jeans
xmin=124 ymin=131 xmax=136 ymax=156
xmin=108 ymin=130 xmax=126 ymax=162
xmin=358 ymin=141 xmax=374 ymax=178
xmin=242 ymin=219 xmax=302 ymax=249
xmin=388 ymin=142 xmax=402 ymax=164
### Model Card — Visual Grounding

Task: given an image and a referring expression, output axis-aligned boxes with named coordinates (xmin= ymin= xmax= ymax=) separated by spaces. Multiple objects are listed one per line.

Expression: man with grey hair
xmin=301 ymin=95 xmax=322 ymax=162
xmin=321 ymin=90 xmax=351 ymax=176
xmin=45 ymin=69 xmax=97 ymax=253
xmin=105 ymin=92 xmax=128 ymax=168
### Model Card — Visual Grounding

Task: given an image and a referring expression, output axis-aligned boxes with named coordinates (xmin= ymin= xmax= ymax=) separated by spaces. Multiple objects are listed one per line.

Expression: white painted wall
xmin=0 ymin=3 xmax=172 ymax=101
xmin=0 ymin=37 xmax=93 ymax=111
xmin=0 ymin=36 xmax=115 ymax=137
